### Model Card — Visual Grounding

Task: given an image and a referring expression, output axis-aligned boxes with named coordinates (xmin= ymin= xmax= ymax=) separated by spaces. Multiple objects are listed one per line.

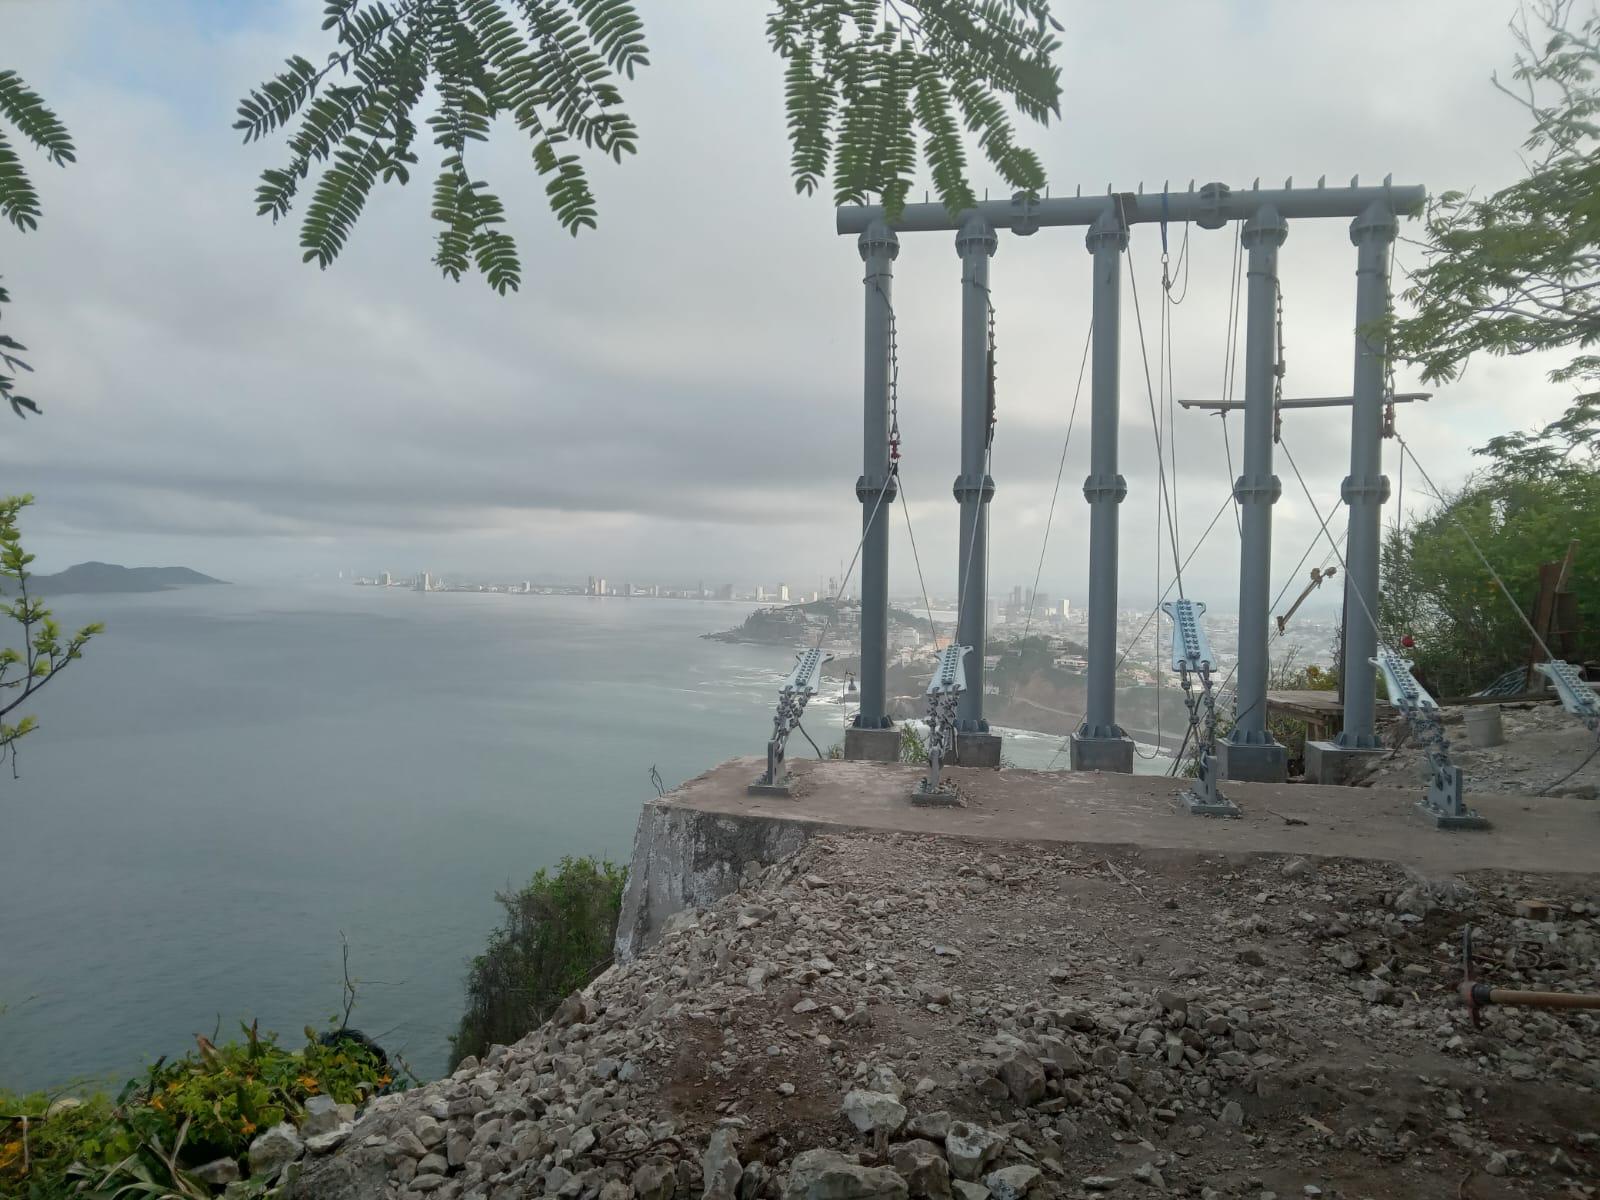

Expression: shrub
xmin=1 ymin=1025 xmax=394 ymax=1198
xmin=450 ymin=856 xmax=626 ymax=1068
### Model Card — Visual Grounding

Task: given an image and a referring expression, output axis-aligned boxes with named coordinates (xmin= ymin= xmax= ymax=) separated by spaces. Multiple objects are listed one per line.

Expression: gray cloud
xmin=1 ymin=0 xmax=1575 ymax=607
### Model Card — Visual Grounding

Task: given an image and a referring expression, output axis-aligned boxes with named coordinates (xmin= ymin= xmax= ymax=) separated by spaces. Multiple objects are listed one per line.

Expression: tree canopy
xmin=0 ymin=68 xmax=75 ymax=419
xmin=1390 ymin=0 xmax=1600 ymax=476
xmin=236 ymin=0 xmax=1063 ymax=293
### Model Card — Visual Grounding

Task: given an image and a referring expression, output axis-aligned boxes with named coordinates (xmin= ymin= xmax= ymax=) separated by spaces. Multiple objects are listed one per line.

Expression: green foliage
xmin=898 ymin=721 xmax=926 ymax=763
xmin=0 ymin=277 xmax=38 ymax=420
xmin=237 ymin=0 xmax=648 ymax=294
xmin=1389 ymin=1 xmax=1600 ymax=461
xmin=766 ymin=0 xmax=1061 ymax=216
xmin=0 ymin=70 xmax=74 ymax=420
xmin=451 ymin=855 xmax=625 ymax=1068
xmin=1380 ymin=466 xmax=1600 ymax=696
xmin=0 ymin=495 xmax=101 ymax=776
xmin=0 ymin=1026 xmax=394 ymax=1199
xmin=241 ymin=1 xmax=1062 ymax=291
xmin=0 ymin=69 xmax=75 ymax=235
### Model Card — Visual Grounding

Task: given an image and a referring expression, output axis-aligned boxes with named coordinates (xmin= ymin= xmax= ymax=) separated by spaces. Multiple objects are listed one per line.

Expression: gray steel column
xmin=953 ymin=214 xmax=997 ymax=730
xmin=1079 ymin=208 xmax=1129 ymax=745
xmin=1221 ymin=204 xmax=1288 ymax=782
xmin=1337 ymin=201 xmax=1397 ymax=748
xmin=854 ymin=218 xmax=899 ymax=730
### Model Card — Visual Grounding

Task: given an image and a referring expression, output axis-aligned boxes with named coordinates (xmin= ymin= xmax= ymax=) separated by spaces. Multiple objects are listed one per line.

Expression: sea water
xmin=0 ymin=585 xmax=1164 ymax=1092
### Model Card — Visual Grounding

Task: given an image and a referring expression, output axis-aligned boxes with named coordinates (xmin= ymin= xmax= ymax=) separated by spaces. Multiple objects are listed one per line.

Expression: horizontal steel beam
xmin=836 ymin=180 xmax=1426 ymax=236
xmin=1180 ymin=391 xmax=1433 ymax=413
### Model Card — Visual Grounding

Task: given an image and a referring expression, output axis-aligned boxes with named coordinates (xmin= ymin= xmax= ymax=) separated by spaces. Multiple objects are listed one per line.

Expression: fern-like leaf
xmin=239 ymin=0 xmax=1062 ymax=286
xmin=0 ymin=129 xmax=41 ymax=233
xmin=0 ymin=71 xmax=75 ymax=166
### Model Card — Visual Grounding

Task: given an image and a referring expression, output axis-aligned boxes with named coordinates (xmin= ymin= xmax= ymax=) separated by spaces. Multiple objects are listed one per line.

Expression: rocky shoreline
xmin=259 ymin=828 xmax=1600 ymax=1200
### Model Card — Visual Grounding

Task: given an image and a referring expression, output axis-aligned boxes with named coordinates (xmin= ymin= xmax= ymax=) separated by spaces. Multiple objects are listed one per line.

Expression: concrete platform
xmin=1304 ymin=739 xmax=1384 ymax=785
xmin=615 ymin=756 xmax=1600 ymax=958
xmin=843 ymin=726 xmax=899 ymax=762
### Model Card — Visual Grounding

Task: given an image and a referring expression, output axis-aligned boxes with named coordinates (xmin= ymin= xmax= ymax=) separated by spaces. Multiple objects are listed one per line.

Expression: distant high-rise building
xmin=1060 ymin=598 xmax=1071 ymax=620
xmin=778 ymin=583 xmax=791 ymax=602
xmin=597 ymin=578 xmax=607 ymax=596
xmin=755 ymin=585 xmax=766 ymax=602
xmin=379 ymin=570 xmax=392 ymax=587
xmin=1010 ymin=584 xmax=1024 ymax=611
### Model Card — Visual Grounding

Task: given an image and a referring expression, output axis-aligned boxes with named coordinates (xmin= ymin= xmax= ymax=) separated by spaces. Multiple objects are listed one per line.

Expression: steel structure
xmin=1162 ymin=599 xmax=1236 ymax=817
xmin=1372 ymin=645 xmax=1488 ymax=829
xmin=836 ymin=178 xmax=1425 ymax=780
xmin=750 ymin=648 xmax=831 ymax=796
xmin=914 ymin=643 xmax=969 ymax=802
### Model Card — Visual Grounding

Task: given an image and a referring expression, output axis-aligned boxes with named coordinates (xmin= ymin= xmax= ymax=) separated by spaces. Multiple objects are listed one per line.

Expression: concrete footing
xmin=1069 ymin=733 xmax=1134 ymax=774
xmin=844 ymin=726 xmax=901 ymax=763
xmin=1304 ymin=740 xmax=1383 ymax=786
xmin=1219 ymin=739 xmax=1287 ymax=783
xmin=954 ymin=731 xmax=1003 ymax=768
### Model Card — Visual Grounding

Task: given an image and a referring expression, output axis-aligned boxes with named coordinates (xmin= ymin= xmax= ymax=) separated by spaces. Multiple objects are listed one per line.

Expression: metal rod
xmin=836 ymin=182 xmax=1426 ymax=236
xmin=855 ymin=219 xmax=898 ymax=730
xmin=1337 ymin=202 xmax=1398 ymax=750
xmin=1222 ymin=204 xmax=1287 ymax=782
xmin=953 ymin=215 xmax=997 ymax=731
xmin=1075 ymin=207 xmax=1130 ymax=761
xmin=1180 ymin=391 xmax=1431 ymax=412
xmin=1462 ymin=982 xmax=1600 ymax=1012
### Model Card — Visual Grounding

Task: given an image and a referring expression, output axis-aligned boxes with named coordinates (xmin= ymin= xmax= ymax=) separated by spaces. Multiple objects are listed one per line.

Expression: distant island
xmin=8 ymin=562 xmax=228 ymax=595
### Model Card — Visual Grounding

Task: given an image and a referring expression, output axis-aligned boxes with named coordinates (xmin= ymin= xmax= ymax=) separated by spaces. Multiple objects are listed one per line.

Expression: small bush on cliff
xmin=450 ymin=856 xmax=626 ymax=1069
xmin=1 ymin=1025 xmax=393 ymax=1198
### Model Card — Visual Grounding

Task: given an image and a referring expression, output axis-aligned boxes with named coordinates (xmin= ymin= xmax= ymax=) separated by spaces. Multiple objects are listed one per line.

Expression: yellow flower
xmin=241 ymin=1119 xmax=257 ymax=1135
xmin=297 ymin=1075 xmax=319 ymax=1093
xmin=150 ymin=1095 xmax=165 ymax=1111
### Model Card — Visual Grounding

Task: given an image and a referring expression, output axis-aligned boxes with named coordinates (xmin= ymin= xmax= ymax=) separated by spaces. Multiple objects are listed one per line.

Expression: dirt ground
xmin=1351 ymin=701 xmax=1599 ymax=800
xmin=294 ymin=824 xmax=1600 ymax=1200
xmin=643 ymin=832 xmax=1600 ymax=1198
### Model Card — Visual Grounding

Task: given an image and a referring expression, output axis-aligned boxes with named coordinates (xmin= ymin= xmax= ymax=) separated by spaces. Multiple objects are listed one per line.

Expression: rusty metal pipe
xmin=1459 ymin=927 xmax=1600 ymax=1023
xmin=1461 ymin=982 xmax=1600 ymax=1012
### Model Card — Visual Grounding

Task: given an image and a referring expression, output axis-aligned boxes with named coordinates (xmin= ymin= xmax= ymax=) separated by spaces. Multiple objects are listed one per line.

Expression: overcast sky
xmin=1 ymin=0 xmax=1578 ymax=610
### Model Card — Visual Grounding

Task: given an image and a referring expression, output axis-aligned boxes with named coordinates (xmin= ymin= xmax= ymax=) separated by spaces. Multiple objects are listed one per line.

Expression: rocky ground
xmin=1351 ymin=702 xmax=1600 ymax=799
xmin=270 ymin=828 xmax=1600 ymax=1200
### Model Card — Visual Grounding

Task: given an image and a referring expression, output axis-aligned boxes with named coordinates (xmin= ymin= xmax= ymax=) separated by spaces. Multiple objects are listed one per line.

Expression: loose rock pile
xmin=1353 ymin=702 xmax=1599 ymax=798
xmin=287 ymin=832 xmax=1600 ymax=1200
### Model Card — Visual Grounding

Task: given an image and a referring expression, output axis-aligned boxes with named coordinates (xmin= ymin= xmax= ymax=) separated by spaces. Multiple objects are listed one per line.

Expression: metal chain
xmin=1272 ymin=280 xmax=1286 ymax=443
xmin=1382 ymin=238 xmax=1398 ymax=438
xmin=986 ymin=297 xmax=998 ymax=446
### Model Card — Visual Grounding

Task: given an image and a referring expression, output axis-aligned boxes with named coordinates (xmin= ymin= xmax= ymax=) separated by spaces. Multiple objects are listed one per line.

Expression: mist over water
xmin=0 ymin=585 xmax=1165 ymax=1092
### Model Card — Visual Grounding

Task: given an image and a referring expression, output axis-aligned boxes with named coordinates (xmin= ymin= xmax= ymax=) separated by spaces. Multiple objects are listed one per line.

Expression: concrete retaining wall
xmin=613 ymin=800 xmax=813 ymax=961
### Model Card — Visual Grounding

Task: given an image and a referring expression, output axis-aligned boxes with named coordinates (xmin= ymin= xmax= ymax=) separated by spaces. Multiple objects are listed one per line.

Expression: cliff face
xmin=613 ymin=797 xmax=812 ymax=960
xmin=286 ymin=814 xmax=1600 ymax=1200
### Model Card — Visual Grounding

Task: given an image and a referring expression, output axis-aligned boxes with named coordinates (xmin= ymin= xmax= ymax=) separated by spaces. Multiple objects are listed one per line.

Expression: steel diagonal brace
xmin=750 ymin=647 xmax=832 ymax=796
xmin=1162 ymin=600 xmax=1238 ymax=817
xmin=1372 ymin=645 xmax=1489 ymax=830
xmin=1535 ymin=660 xmax=1600 ymax=735
xmin=914 ymin=644 xmax=970 ymax=804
